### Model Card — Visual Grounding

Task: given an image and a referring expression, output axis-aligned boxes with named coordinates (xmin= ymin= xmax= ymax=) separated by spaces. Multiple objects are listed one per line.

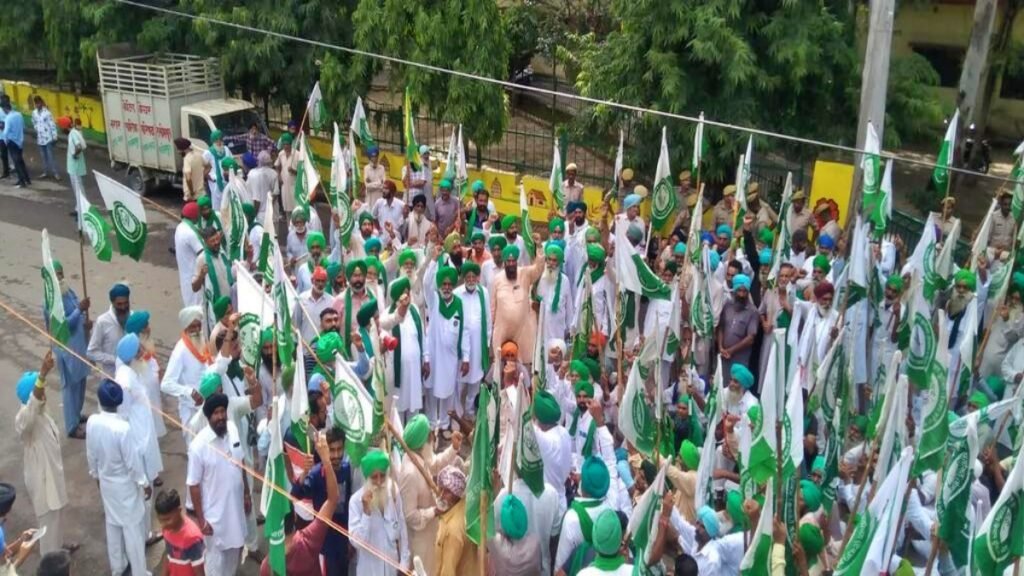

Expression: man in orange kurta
xmin=489 ymin=241 xmax=544 ymax=368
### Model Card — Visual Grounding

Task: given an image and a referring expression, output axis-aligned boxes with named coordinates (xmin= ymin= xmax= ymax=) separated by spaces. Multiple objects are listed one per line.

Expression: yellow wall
xmin=1 ymin=80 xmax=107 ymax=143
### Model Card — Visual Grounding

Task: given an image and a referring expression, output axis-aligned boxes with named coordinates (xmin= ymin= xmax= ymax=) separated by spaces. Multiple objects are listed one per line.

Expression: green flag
xmin=74 ymin=184 xmax=112 ymax=262
xmin=515 ymin=377 xmax=545 ymax=497
xmin=911 ymin=305 xmax=950 ymax=476
xmin=695 ymin=357 xmax=725 ymax=511
xmin=466 ymin=383 xmax=498 ymax=545
xmin=549 ymin=143 xmax=565 ymax=211
xmin=651 ymin=126 xmax=675 ymax=231
xmin=939 ymin=412 xmax=980 ymax=568
xmin=403 ymin=87 xmax=420 ymax=171
xmin=331 ymin=355 xmax=376 ymax=468
xmin=972 ymin=444 xmax=1024 ymax=575
xmin=767 ymin=173 xmax=793 ymax=284
xmin=257 ymin=190 xmax=278 ymax=286
xmin=223 ymin=179 xmax=247 ymax=262
xmin=294 ymin=133 xmax=319 ymax=210
xmin=350 ymin=95 xmax=376 ymax=149
xmin=690 ymin=247 xmax=715 ymax=339
xmin=740 ymin=479 xmax=774 ymax=576
xmin=572 ymin=274 xmax=595 ymax=360
xmin=627 ymin=461 xmax=669 ymax=569
xmin=260 ymin=395 xmax=291 ymax=575
xmin=41 ymin=229 xmax=70 ymax=345
xmin=307 ymin=81 xmax=325 ymax=132
xmin=273 ymin=251 xmax=297 ymax=367
xmin=520 ymin=184 xmax=535 ymax=256
xmin=95 ymin=170 xmax=147 ymax=260
xmin=733 ymin=136 xmax=752 ymax=232
xmin=860 ymin=121 xmax=883 ymax=233
xmin=1011 ymin=142 xmax=1024 ymax=222
xmin=747 ymin=330 xmax=783 ymax=485
xmin=331 ymin=123 xmax=354 ymax=248
xmin=618 ymin=351 xmax=657 ymax=458
xmin=932 ymin=110 xmax=958 ymax=193
xmin=290 ymin=329 xmax=310 ymax=453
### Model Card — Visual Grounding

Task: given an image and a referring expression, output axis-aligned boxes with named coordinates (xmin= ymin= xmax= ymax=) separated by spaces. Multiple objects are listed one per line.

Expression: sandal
xmin=153 ymin=477 xmax=164 ymax=488
xmin=69 ymin=425 xmax=86 ymax=440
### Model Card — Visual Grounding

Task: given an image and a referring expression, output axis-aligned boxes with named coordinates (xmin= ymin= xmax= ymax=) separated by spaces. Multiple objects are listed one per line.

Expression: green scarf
xmin=569 ymin=413 xmax=597 ymax=457
xmin=388 ymin=302 xmax=423 ymax=388
xmin=549 ymin=267 xmax=564 ymax=314
xmin=578 ymin=262 xmax=605 ymax=286
xmin=209 ymin=144 xmax=227 ymax=191
xmin=200 ymin=213 xmax=223 ymax=233
xmin=203 ymin=248 xmax=233 ymax=302
xmin=591 ymin=554 xmax=626 ymax=572
xmin=466 ymin=286 xmax=490 ymax=375
xmin=568 ymin=498 xmax=604 ymax=576
xmin=341 ymin=289 xmax=366 ymax=361
xmin=183 ymin=217 xmax=204 ymax=242
xmin=436 ymin=294 xmax=465 ymax=364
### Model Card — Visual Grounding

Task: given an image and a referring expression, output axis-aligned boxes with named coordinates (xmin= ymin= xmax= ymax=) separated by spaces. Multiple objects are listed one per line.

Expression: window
xmin=910 ymin=44 xmax=965 ymax=88
xmin=188 ymin=114 xmax=211 ymax=146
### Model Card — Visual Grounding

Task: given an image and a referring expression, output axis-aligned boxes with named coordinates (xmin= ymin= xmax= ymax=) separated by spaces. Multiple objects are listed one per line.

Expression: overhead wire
xmin=0 ymin=295 xmax=414 ymax=575
xmin=113 ymin=0 xmax=1022 ymax=185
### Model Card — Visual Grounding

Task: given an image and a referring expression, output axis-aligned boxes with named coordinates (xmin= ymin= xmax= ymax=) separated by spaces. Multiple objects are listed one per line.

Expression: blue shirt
xmin=290 ymin=460 xmax=352 ymax=561
xmin=3 ymin=109 xmax=24 ymax=147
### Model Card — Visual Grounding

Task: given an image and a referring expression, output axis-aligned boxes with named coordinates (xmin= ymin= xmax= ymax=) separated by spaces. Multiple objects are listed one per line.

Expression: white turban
xmin=547 ymin=338 xmax=566 ymax=355
xmin=178 ymin=306 xmax=204 ymax=329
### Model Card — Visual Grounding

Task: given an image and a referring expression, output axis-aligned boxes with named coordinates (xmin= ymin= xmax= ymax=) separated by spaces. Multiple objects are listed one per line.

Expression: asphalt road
xmin=0 ymin=138 xmax=263 ymax=575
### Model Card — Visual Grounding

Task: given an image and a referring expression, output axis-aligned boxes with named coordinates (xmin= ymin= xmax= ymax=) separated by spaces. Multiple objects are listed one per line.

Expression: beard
xmin=366 ymin=480 xmax=391 ymax=513
xmin=130 ymin=358 xmax=148 ymax=375
xmin=260 ymin=352 xmax=278 ymax=372
xmin=211 ymin=417 xmax=228 ymax=437
xmin=186 ymin=331 xmax=203 ymax=349
xmin=948 ymin=292 xmax=970 ymax=317
xmin=727 ymin=389 xmax=743 ymax=405
xmin=542 ymin=267 xmax=557 ymax=284
xmin=140 ymin=334 xmax=156 ymax=356
xmin=351 ymin=279 xmax=365 ymax=291
xmin=504 ymin=264 xmax=517 ymax=279
xmin=817 ymin=303 xmax=831 ymax=317
xmin=59 ymin=279 xmax=70 ymax=295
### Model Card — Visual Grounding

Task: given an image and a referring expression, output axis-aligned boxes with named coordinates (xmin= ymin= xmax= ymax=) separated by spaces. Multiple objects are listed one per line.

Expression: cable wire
xmin=113 ymin=0 xmax=1021 ymax=185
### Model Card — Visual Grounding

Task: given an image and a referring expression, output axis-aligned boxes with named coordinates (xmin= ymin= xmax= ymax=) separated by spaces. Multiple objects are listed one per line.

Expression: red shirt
xmin=163 ymin=516 xmax=205 ymax=576
xmin=259 ymin=517 xmax=329 ymax=576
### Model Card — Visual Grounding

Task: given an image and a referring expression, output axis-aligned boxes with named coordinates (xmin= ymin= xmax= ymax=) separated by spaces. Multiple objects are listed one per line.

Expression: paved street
xmin=0 ymin=139 xmax=263 ymax=574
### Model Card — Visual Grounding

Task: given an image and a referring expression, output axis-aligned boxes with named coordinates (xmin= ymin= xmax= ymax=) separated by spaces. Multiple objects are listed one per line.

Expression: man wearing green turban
xmin=352 ymin=448 xmax=405 ymax=558
xmin=294 ymin=230 xmax=328 ymax=293
xmin=422 ymin=261 xmax=467 ymax=431
xmin=335 ymin=259 xmax=371 ymax=361
xmin=948 ymin=269 xmax=978 ymax=396
xmin=811 ymin=253 xmax=831 ymax=278
xmin=196 ymin=194 xmax=223 ymax=233
xmin=560 ymin=456 xmax=613 ymax=575
xmin=203 ymin=128 xmax=229 ymax=209
xmin=402 ymin=414 xmax=430 ymax=451
xmin=538 ymin=242 xmax=570 ymax=343
xmin=387 ymin=274 xmax=425 ymax=417
xmin=549 ymin=217 xmax=566 ymax=240
xmin=502 ymin=244 xmax=520 ymax=263
xmin=488 ymin=493 xmax=543 ymax=573
xmin=586 ymin=509 xmax=629 ymax=573
xmin=452 ymin=256 xmax=491 ymax=419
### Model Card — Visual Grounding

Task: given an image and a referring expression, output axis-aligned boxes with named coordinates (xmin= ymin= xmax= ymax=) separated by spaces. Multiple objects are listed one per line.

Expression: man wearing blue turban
xmin=719 ymin=269 xmax=759 ymax=382
xmin=88 ymin=282 xmax=131 ymax=378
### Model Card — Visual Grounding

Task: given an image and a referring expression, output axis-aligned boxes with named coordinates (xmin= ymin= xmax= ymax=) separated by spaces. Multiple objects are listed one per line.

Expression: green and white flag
xmin=861 ymin=121 xmax=883 ymax=231
xmin=549 ymin=143 xmax=565 ymax=211
xmin=747 ymin=329 xmax=783 ymax=485
xmin=651 ymin=126 xmax=675 ymax=231
xmin=235 ymin=264 xmax=275 ymax=368
xmin=767 ymin=173 xmax=793 ymax=284
xmin=307 ymin=81 xmax=325 ymax=132
xmin=442 ymin=126 xmax=458 ymax=184
xmin=933 ymin=218 xmax=961 ymax=299
xmin=41 ymin=229 xmax=70 ymax=345
xmin=972 ymin=443 xmax=1024 ymax=576
xmin=665 ymin=279 xmax=683 ymax=356
xmin=290 ymin=329 xmax=310 ymax=453
xmin=74 ymin=185 xmax=112 ymax=262
xmin=455 ymin=125 xmax=468 ymax=199
xmin=608 ymin=129 xmax=624 ymax=201
xmin=519 ymin=184 xmax=535 ymax=256
xmin=954 ymin=300 xmax=979 ymax=401
xmin=272 ymin=249 xmax=298 ymax=367
xmin=733 ymin=137 xmax=752 ymax=231
xmin=740 ymin=479 xmax=775 ymax=576
xmin=257 ymin=190 xmax=278 ymax=285
xmin=932 ymin=110 xmax=959 ymax=193
xmin=572 ymin=274 xmax=595 ymax=360
xmin=686 ymin=191 xmax=704 ymax=264
xmin=94 ymin=171 xmax=147 ymax=260
xmin=695 ymin=356 xmax=725 ymax=511
xmin=938 ymin=411 xmax=981 ymax=569
xmin=515 ymin=376 xmax=545 ymax=496
xmin=692 ymin=112 xmax=706 ymax=178
xmin=293 ymin=133 xmax=320 ymax=210
xmin=986 ymin=248 xmax=1016 ymax=326
xmin=872 ymin=366 xmax=908 ymax=486
xmin=876 ymin=158 xmax=893 ymax=237
xmin=347 ymin=130 xmax=362 ymax=203
xmin=331 ymin=355 xmax=375 ymax=465
xmin=349 ymin=95 xmax=376 ymax=148
xmin=847 ymin=216 xmax=870 ymax=306
xmin=783 ymin=359 xmax=804 ymax=476
xmin=222 ymin=178 xmax=247 ymax=262
xmin=618 ymin=348 xmax=657 ymax=457
xmin=627 ymin=460 xmax=668 ymax=569
xmin=403 ymin=87 xmax=420 ymax=171
xmin=260 ymin=394 xmax=291 ymax=576
xmin=466 ymin=383 xmax=498 ymax=545
xmin=331 ymin=122 xmax=354 ymax=248
xmin=1012 ymin=140 xmax=1024 ymax=222
xmin=835 ymin=446 xmax=915 ymax=576
xmin=614 ymin=222 xmax=671 ymax=300
xmin=912 ymin=308 xmax=950 ymax=476
xmin=972 ymin=199 xmax=998 ymax=272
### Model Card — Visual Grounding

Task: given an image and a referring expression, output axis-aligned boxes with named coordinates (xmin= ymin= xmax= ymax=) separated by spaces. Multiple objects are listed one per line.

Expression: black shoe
xmin=70 ymin=210 xmax=78 ymax=218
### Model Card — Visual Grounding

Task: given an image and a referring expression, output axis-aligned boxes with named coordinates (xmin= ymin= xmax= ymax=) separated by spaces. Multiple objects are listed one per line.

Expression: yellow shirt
xmin=434 ymin=499 xmax=479 ymax=576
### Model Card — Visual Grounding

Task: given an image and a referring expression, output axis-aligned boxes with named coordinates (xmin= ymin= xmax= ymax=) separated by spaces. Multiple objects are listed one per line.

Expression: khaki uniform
xmin=713 ymin=200 xmax=735 ymax=229
xmin=991 ymin=209 xmax=1016 ymax=251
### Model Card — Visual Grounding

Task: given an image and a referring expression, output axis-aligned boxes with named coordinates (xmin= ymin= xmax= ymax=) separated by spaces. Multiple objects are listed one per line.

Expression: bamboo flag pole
xmin=835 ymin=439 xmax=878 ymax=559
xmin=478 ymin=485 xmax=488 ymax=576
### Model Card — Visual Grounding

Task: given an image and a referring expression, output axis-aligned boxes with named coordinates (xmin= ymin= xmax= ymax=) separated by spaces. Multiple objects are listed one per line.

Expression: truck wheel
xmin=127 ymin=166 xmax=152 ymax=196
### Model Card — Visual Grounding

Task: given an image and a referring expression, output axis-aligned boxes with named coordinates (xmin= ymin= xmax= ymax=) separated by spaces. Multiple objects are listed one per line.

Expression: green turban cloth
xmin=582 ymin=358 xmax=601 ymax=381
xmin=549 ymin=217 xmax=565 ymax=234
xmin=573 ymin=379 xmax=595 ymax=398
xmin=403 ymin=414 xmax=430 ymax=451
xmin=955 ymin=268 xmax=977 ymax=291
xmin=242 ymin=203 xmax=256 ymax=224
xmin=581 ymin=456 xmax=610 ymax=498
xmin=592 ymin=509 xmax=623 ymax=556
xmin=326 ymin=263 xmax=343 ymax=288
xmin=986 ymin=375 xmax=1006 ymax=399
xmin=716 ymin=224 xmax=733 ymax=239
xmin=501 ymin=245 xmax=520 ymax=261
xmin=726 ymin=490 xmax=748 ymax=530
xmin=360 ymin=449 xmax=390 ymax=477
xmin=969 ymin=391 xmax=990 ymax=410
xmin=364 ymin=237 xmax=382 ymax=254
xmin=533 ymin=390 xmax=561 ymax=425
xmin=488 ymin=236 xmax=508 ymax=250
xmin=213 ymin=296 xmax=231 ymax=321
xmin=758 ymin=228 xmax=775 ymax=246
xmin=365 ymin=256 xmax=386 ymax=282
xmin=209 ymin=129 xmax=223 ymax=143
xmin=500 ymin=495 xmax=528 ymax=540
xmin=852 ymin=415 xmax=869 ymax=435
xmin=800 ymin=479 xmax=822 ymax=512
xmin=358 ymin=212 xmax=374 ymax=225
xmin=443 ymin=231 xmax=461 ymax=253
xmin=886 ymin=274 xmax=904 ymax=291
xmin=812 ymin=455 xmax=826 ymax=474
xmin=435 ymin=266 xmax=458 ymax=288
xmin=306 ymin=231 xmax=326 ymax=250
xmin=812 ymin=254 xmax=831 ymax=273
xmin=585 ymin=227 xmax=601 ymax=243
xmin=260 ymin=327 xmax=274 ymax=346
xmin=316 ymin=332 xmax=343 ymax=364
xmin=587 ymin=243 xmax=606 ymax=263
xmin=501 ymin=214 xmax=517 ymax=231
xmin=199 ymin=371 xmax=221 ymax=400
xmin=291 ymin=206 xmax=309 ymax=222
xmin=472 ymin=180 xmax=485 ymax=193
xmin=220 ymin=156 xmax=238 ymax=171
xmin=197 ymin=196 xmax=212 ymax=209
xmin=345 ymin=259 xmax=367 ymax=279
xmin=357 ymin=299 xmax=378 ymax=328
xmin=799 ymin=523 xmax=825 ymax=564
xmin=389 ymin=277 xmax=411 ymax=302
xmin=570 ymin=360 xmax=590 ymax=381
xmin=470 ymin=230 xmax=486 ymax=244
xmin=679 ymin=440 xmax=700 ymax=471
xmin=460 ymin=261 xmax=481 ymax=277
xmin=398 ymin=248 xmax=417 ymax=268
xmin=545 ymin=244 xmax=564 ymax=263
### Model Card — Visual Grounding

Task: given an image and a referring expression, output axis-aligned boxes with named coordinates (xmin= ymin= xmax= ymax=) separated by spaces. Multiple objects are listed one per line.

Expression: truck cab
xmin=181 ymin=99 xmax=268 ymax=155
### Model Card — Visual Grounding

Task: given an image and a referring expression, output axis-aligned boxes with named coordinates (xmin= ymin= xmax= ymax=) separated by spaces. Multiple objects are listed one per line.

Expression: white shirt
xmin=372 ymin=197 xmax=406 ymax=244
xmin=175 ymin=222 xmax=206 ymax=308
xmin=86 ymin=411 xmax=148 ymax=527
xmin=187 ymin=422 xmax=247 ymax=550
xmin=495 ymin=479 xmax=564 ymax=576
xmin=15 ymin=394 xmax=67 ymax=517
xmin=246 ymin=166 xmax=278 ymax=223
xmin=554 ymin=497 xmax=611 ymax=570
xmin=296 ymin=289 xmax=334 ymax=345
xmin=87 ymin=307 xmax=126 ymax=377
xmin=348 ymin=483 xmax=411 ymax=576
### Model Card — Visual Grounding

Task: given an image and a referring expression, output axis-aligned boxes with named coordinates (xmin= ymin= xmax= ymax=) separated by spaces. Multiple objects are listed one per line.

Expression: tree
xmin=334 ymin=0 xmax=510 ymax=149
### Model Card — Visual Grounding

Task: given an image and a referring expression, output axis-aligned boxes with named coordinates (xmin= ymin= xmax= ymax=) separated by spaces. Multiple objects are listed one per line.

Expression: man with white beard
xmin=87 ymin=379 xmax=151 ymax=576
xmin=381 ymin=276 xmax=426 ymax=421
xmin=162 ymin=306 xmax=212 ymax=441
xmin=454 ymin=261 xmax=491 ymax=419
xmin=538 ymin=243 xmax=573 ymax=345
xmin=125 ymin=311 xmax=167 ymax=441
xmin=114 ymin=333 xmax=164 ymax=546
xmin=791 ymin=281 xmax=839 ymax=388
xmin=397 ymin=415 xmax=463 ymax=566
xmin=980 ymin=282 xmax=1024 ymax=379
xmin=946 ymin=269 xmax=979 ymax=402
xmin=423 ymin=259 xmax=469 ymax=431
xmin=870 ymin=275 xmax=905 ymax=391
xmin=349 ymin=449 xmax=410 ymax=576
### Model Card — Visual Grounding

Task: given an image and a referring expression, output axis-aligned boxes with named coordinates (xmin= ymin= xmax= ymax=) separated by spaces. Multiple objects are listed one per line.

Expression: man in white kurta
xmin=381 ymin=277 xmax=426 ymax=419
xmin=87 ymin=380 xmax=150 ymax=576
xmin=87 ymin=283 xmax=131 ymax=378
xmin=538 ymin=244 xmax=573 ymax=345
xmin=454 ymin=261 xmax=491 ymax=418
xmin=423 ymin=262 xmax=470 ymax=430
xmin=175 ymin=203 xmax=206 ymax=307
xmin=161 ymin=307 xmax=211 ymax=441
xmin=14 ymin=355 xmax=69 ymax=555
xmin=349 ymin=449 xmax=411 ymax=576
xmin=554 ymin=456 xmax=613 ymax=573
xmin=187 ymin=393 xmax=249 ymax=576
xmin=494 ymin=478 xmax=563 ymax=576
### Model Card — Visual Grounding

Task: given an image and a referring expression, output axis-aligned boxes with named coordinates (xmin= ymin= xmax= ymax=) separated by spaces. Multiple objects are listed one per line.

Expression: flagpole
xmin=478 ymin=484 xmax=488 ymax=576
xmin=774 ymin=421 xmax=783 ymax=520
xmin=77 ymin=229 xmax=90 ymax=317
xmin=615 ymin=288 xmax=625 ymax=402
xmin=835 ymin=439 xmax=878 ymax=559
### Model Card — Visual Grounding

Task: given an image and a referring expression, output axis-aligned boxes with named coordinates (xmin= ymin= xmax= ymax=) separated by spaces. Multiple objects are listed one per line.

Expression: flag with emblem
xmin=347 ymin=130 xmax=361 ymax=200
xmin=733 ymin=137 xmax=752 ymax=232
xmin=665 ymin=279 xmax=683 ymax=356
xmin=939 ymin=411 xmax=980 ymax=569
xmin=847 ymin=216 xmax=870 ymax=306
xmin=873 ymin=366 xmax=909 ymax=484
xmin=972 ymin=441 xmax=1024 ymax=575
xmin=686 ymin=191 xmax=704 ymax=265
xmin=307 ymin=81 xmax=325 ymax=132
xmin=222 ymin=178 xmax=247 ymax=262
xmin=692 ymin=112 xmax=706 ymax=179
xmin=261 ymin=395 xmax=291 ymax=576
xmin=572 ymin=274 xmax=595 ymax=360
xmin=95 ymin=171 xmax=147 ymax=260
xmin=272 ymin=250 xmax=298 ymax=366
xmin=955 ymin=300 xmax=979 ymax=401
xmin=332 ymin=356 xmax=375 ymax=467
xmin=515 ymin=377 xmax=545 ymax=496
xmin=331 ymin=123 xmax=354 ymax=248
xmin=293 ymin=133 xmax=320 ymax=210
xmin=651 ymin=127 xmax=675 ymax=231
xmin=767 ymin=173 xmax=793 ymax=284
xmin=466 ymin=383 xmax=498 ymax=545
xmin=911 ymin=308 xmax=950 ymax=476
xmin=455 ymin=126 xmax=468 ymax=199
xmin=41 ymin=229 xmax=70 ymax=345
xmin=835 ymin=446 xmax=915 ymax=576
xmin=740 ymin=479 xmax=775 ymax=576
xmin=695 ymin=356 xmax=725 ymax=511
xmin=1012 ymin=140 xmax=1024 ymax=222
xmin=608 ymin=129 xmax=624 ymax=202
xmin=619 ymin=343 xmax=657 ymax=457
xmin=519 ymin=184 xmax=535 ymax=255
xmin=74 ymin=185 xmax=113 ymax=262
xmin=690 ymin=247 xmax=715 ymax=340
xmin=628 ymin=461 xmax=669 ymax=569
xmin=403 ymin=87 xmax=420 ymax=171
xmin=861 ymin=121 xmax=883 ymax=232
xmin=614 ymin=222 xmax=671 ymax=300
xmin=257 ymin=191 xmax=278 ymax=285
xmin=747 ymin=329 xmax=783 ymax=485
xmin=932 ymin=110 xmax=958 ymax=193
xmin=350 ymin=95 xmax=376 ymax=148
xmin=290 ymin=332 xmax=310 ymax=453
xmin=443 ymin=126 xmax=458 ymax=184
xmin=549 ymin=143 xmax=565 ymax=211
xmin=875 ymin=158 xmax=893 ymax=237
xmin=235 ymin=264 xmax=275 ymax=368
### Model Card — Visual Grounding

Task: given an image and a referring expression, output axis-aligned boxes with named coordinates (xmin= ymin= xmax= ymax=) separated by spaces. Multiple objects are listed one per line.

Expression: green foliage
xmin=885 ymin=53 xmax=944 ymax=149
xmin=503 ymin=3 xmax=542 ymax=77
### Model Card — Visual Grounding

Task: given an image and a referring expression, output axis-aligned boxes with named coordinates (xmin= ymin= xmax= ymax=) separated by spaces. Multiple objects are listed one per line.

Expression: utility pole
xmin=959 ymin=0 xmax=999 ymax=134
xmin=851 ymin=0 xmax=895 ymax=212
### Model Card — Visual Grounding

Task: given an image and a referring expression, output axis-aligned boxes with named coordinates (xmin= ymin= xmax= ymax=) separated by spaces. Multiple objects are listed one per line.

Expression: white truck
xmin=97 ymin=46 xmax=267 ymax=194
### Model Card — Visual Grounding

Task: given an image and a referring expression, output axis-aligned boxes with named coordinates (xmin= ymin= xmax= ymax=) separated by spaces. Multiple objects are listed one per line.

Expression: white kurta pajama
xmin=116 ymin=362 xmax=164 ymax=539
xmin=187 ymin=422 xmax=247 ymax=576
xmin=380 ymin=303 xmax=426 ymax=416
xmin=538 ymin=270 xmax=573 ymax=345
xmin=138 ymin=356 xmax=166 ymax=438
xmin=454 ymin=283 xmax=491 ymax=416
xmin=534 ymin=422 xmax=573 ymax=510
xmin=161 ymin=337 xmax=211 ymax=441
xmin=424 ymin=264 xmax=469 ymax=429
xmin=349 ymin=483 xmax=411 ymax=576
xmin=175 ymin=221 xmax=205 ymax=307
xmin=15 ymin=393 xmax=68 ymax=555
xmin=86 ymin=411 xmax=149 ymax=576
